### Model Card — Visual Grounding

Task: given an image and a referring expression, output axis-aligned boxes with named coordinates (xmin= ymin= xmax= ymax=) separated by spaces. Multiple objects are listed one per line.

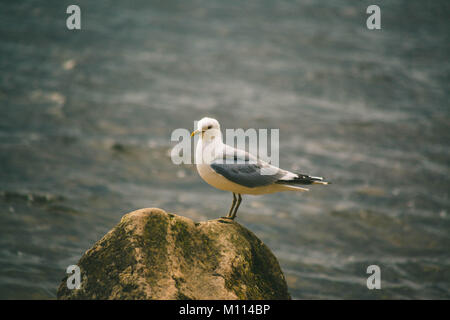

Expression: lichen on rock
xmin=57 ymin=208 xmax=290 ymax=300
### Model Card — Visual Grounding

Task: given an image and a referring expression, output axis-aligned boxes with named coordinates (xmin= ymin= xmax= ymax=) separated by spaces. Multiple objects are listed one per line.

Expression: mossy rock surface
xmin=57 ymin=208 xmax=290 ymax=300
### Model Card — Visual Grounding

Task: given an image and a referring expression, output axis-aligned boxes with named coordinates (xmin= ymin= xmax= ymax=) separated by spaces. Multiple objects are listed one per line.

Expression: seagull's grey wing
xmin=210 ymin=157 xmax=285 ymax=188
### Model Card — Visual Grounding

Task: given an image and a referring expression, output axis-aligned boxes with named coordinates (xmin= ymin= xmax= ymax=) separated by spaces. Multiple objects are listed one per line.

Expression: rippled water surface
xmin=0 ymin=0 xmax=449 ymax=299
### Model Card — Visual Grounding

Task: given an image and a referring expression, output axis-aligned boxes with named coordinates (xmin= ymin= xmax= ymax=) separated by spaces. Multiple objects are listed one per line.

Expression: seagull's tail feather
xmin=276 ymin=173 xmax=331 ymax=186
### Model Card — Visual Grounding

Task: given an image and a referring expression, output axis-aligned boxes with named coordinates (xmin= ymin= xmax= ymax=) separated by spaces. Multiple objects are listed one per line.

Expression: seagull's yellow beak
xmin=191 ymin=129 xmax=200 ymax=137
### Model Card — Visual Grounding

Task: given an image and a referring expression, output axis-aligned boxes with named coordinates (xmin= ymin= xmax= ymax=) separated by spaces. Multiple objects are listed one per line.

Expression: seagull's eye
xmin=207 ymin=125 xmax=212 ymax=129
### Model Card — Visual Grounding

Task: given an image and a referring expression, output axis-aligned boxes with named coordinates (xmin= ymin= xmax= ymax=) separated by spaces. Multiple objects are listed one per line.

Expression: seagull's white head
xmin=191 ymin=117 xmax=221 ymax=143
xmin=194 ymin=117 xmax=220 ymax=133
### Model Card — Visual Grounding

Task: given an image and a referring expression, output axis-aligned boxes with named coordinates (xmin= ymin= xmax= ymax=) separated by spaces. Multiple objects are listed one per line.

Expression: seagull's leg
xmin=230 ymin=194 xmax=242 ymax=220
xmin=225 ymin=193 xmax=237 ymax=218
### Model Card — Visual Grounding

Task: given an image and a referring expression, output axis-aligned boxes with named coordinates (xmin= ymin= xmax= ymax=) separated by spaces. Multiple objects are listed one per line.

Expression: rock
xmin=57 ymin=208 xmax=290 ymax=300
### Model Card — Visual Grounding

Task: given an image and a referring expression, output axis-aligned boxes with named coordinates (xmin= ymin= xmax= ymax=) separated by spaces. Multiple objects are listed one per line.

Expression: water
xmin=0 ymin=0 xmax=449 ymax=299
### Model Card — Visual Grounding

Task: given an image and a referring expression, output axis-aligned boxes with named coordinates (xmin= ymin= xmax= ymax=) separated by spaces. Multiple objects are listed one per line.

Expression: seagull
xmin=191 ymin=117 xmax=330 ymax=220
